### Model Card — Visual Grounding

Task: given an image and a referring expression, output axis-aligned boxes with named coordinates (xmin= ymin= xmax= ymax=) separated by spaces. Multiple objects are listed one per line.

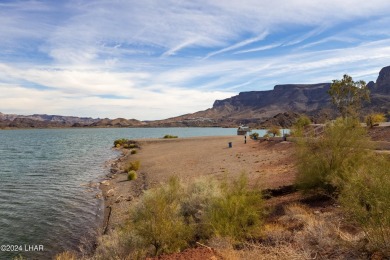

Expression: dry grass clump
xmin=54 ymin=251 xmax=78 ymax=260
xmin=214 ymin=203 xmax=363 ymax=260
xmin=93 ymin=229 xmax=145 ymax=260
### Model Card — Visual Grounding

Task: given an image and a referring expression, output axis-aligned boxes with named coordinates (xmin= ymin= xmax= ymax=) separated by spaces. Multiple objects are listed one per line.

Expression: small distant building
xmin=237 ymin=125 xmax=251 ymax=135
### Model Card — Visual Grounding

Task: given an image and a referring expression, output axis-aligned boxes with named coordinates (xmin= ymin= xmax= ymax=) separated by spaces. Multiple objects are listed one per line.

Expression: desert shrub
xmin=94 ymin=229 xmax=146 ymax=260
xmin=339 ymin=154 xmax=390 ymax=256
xmin=54 ymin=251 xmax=77 ymax=260
xmin=128 ymin=170 xmax=137 ymax=181
xmin=125 ymin=160 xmax=140 ymax=172
xmin=114 ymin=138 xmax=129 ymax=147
xmin=163 ymin=134 xmax=178 ymax=139
xmin=295 ymin=115 xmax=311 ymax=128
xmin=263 ymin=133 xmax=271 ymax=138
xmin=295 ymin=117 xmax=371 ymax=193
xmin=250 ymin=132 xmax=259 ymax=140
xmin=292 ymin=115 xmax=311 ymax=137
xmin=130 ymin=149 xmax=137 ymax=154
xmin=267 ymin=126 xmax=281 ymax=137
xmin=130 ymin=177 xmax=193 ymax=256
xmin=366 ymin=113 xmax=386 ymax=128
xmin=203 ymin=174 xmax=264 ymax=240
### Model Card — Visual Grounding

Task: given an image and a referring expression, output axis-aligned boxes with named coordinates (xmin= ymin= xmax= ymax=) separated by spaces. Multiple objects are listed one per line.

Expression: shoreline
xmin=98 ymin=135 xmax=298 ymax=234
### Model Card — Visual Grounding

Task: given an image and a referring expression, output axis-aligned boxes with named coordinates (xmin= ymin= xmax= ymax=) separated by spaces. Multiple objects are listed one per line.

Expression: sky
xmin=1 ymin=0 xmax=390 ymax=120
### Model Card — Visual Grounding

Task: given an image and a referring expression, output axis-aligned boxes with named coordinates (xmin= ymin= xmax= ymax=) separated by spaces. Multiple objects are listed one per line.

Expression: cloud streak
xmin=1 ymin=1 xmax=390 ymax=119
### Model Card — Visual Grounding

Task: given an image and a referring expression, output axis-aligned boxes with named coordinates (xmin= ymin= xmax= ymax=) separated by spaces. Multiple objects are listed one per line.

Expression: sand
xmin=100 ymin=135 xmax=297 ymax=231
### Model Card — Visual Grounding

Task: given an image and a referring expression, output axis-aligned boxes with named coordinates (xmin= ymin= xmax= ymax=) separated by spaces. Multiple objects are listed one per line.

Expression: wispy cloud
xmin=1 ymin=1 xmax=390 ymax=119
xmin=203 ymin=31 xmax=268 ymax=59
xmin=234 ymin=43 xmax=281 ymax=54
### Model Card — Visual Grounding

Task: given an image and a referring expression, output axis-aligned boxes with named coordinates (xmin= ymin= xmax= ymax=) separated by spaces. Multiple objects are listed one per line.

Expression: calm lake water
xmin=0 ymin=127 xmax=245 ymax=259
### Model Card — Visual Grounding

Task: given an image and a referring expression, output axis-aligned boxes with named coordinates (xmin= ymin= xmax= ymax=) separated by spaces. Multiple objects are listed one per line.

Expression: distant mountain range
xmin=0 ymin=113 xmax=145 ymax=129
xmin=148 ymin=65 xmax=390 ymax=127
xmin=1 ymin=66 xmax=389 ymax=129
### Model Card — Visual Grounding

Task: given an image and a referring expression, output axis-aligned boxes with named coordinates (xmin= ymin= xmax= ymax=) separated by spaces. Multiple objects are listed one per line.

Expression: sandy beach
xmin=100 ymin=135 xmax=297 ymax=231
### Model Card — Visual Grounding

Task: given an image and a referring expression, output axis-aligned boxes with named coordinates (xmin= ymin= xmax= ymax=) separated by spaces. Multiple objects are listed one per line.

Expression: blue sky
xmin=1 ymin=0 xmax=390 ymax=120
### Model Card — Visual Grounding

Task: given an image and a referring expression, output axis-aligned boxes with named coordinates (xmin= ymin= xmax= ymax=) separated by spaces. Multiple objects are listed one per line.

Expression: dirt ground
xmin=98 ymin=130 xmax=390 ymax=260
xmin=100 ymin=136 xmax=297 ymax=231
xmin=368 ymin=125 xmax=390 ymax=141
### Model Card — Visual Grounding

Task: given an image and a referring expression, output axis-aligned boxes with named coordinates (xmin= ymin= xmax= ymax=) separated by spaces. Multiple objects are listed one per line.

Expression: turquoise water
xmin=0 ymin=127 xmax=238 ymax=259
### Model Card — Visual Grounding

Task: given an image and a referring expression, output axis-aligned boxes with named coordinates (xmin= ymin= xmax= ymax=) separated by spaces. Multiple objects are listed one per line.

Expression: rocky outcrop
xmin=90 ymin=118 xmax=145 ymax=127
xmin=153 ymin=66 xmax=390 ymax=127
xmin=374 ymin=66 xmax=390 ymax=94
xmin=213 ymin=83 xmax=331 ymax=116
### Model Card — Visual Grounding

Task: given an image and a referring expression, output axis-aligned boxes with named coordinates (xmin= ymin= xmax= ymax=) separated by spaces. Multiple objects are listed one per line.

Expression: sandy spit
xmin=99 ymin=135 xmax=297 ymax=232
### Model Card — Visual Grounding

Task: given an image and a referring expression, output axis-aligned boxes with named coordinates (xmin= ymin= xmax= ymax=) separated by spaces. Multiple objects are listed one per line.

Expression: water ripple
xmin=0 ymin=127 xmax=236 ymax=259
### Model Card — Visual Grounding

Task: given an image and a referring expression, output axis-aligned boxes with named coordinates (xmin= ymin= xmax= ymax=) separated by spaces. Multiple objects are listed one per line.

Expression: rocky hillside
xmin=1 ymin=66 xmax=389 ymax=129
xmin=154 ymin=66 xmax=390 ymax=127
xmin=0 ymin=113 xmax=144 ymax=129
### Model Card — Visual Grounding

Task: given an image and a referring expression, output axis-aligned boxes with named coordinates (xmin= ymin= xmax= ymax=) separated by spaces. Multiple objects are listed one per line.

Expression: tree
xmin=292 ymin=115 xmax=311 ymax=137
xmin=328 ymin=74 xmax=370 ymax=118
xmin=267 ymin=126 xmax=281 ymax=137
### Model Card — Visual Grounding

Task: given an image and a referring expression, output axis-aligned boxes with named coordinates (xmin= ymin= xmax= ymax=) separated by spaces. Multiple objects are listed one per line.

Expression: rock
xmin=101 ymin=180 xmax=110 ymax=186
xmin=115 ymin=196 xmax=123 ymax=203
xmin=106 ymin=189 xmax=115 ymax=197
xmin=126 ymin=195 xmax=134 ymax=201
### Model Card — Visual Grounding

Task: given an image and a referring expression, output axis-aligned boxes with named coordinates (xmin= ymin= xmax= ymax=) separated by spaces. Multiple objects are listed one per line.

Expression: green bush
xmin=128 ymin=170 xmax=137 ymax=181
xmin=131 ymin=149 xmax=137 ymax=154
xmin=130 ymin=177 xmax=193 ymax=256
xmin=163 ymin=134 xmax=178 ymax=139
xmin=295 ymin=118 xmax=371 ymax=193
xmin=114 ymin=138 xmax=129 ymax=147
xmin=203 ymin=174 xmax=264 ymax=240
xmin=249 ymin=132 xmax=259 ymax=140
xmin=125 ymin=160 xmax=140 ymax=172
xmin=339 ymin=154 xmax=390 ymax=256
xmin=267 ymin=126 xmax=281 ymax=137
xmin=113 ymin=139 xmax=139 ymax=148
xmin=292 ymin=115 xmax=311 ymax=137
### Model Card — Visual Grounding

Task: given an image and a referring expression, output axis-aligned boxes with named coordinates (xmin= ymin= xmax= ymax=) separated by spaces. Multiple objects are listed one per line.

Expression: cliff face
xmin=213 ymin=83 xmax=331 ymax=114
xmin=156 ymin=66 xmax=390 ymax=127
xmin=374 ymin=66 xmax=390 ymax=94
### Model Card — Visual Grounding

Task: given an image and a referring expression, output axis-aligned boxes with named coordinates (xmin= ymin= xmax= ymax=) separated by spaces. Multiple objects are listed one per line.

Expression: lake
xmin=0 ymin=127 xmax=249 ymax=259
